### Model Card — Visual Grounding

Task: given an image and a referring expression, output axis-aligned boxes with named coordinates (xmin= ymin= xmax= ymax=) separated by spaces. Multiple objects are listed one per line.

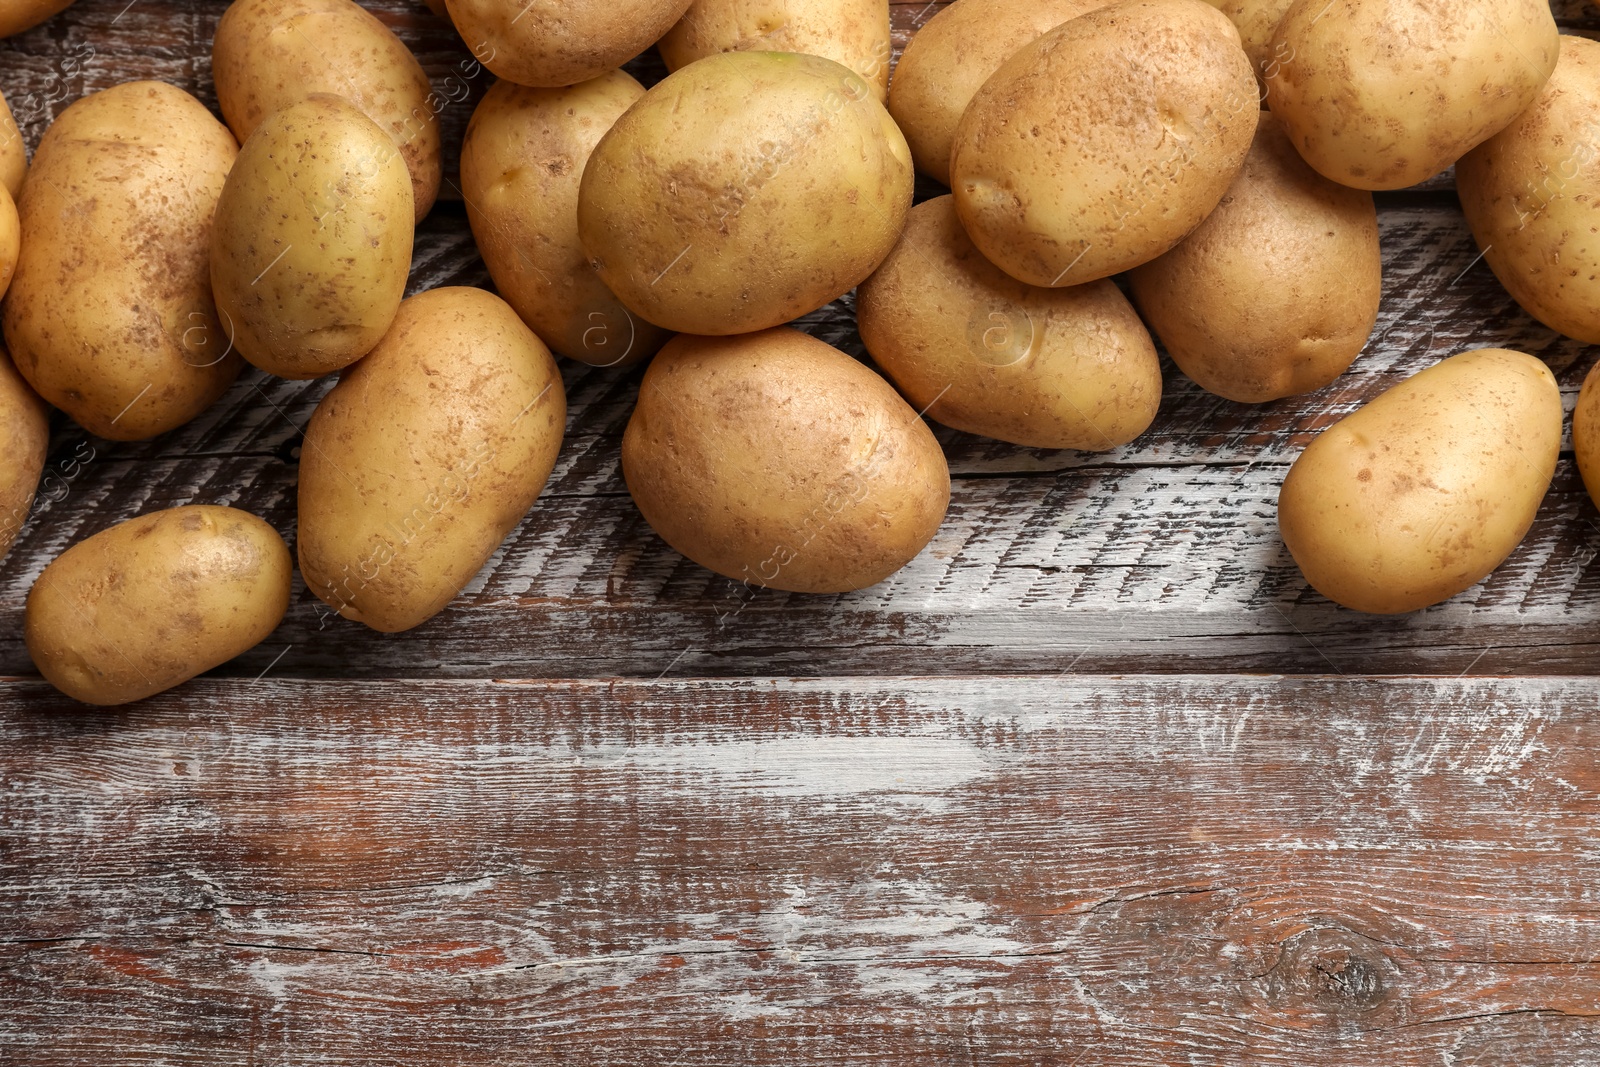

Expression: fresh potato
xmin=461 ymin=74 xmax=669 ymax=366
xmin=298 ymin=287 xmax=566 ymax=633
xmin=1458 ymin=36 xmax=1600 ymax=345
xmin=211 ymin=94 xmax=414 ymax=380
xmin=0 ymin=183 xmax=16 ymax=301
xmin=213 ymin=0 xmax=441 ymax=222
xmin=579 ymin=51 xmax=912 ymax=335
xmin=0 ymin=0 xmax=75 ymax=38
xmin=951 ymin=0 xmax=1257 ymax=287
xmin=1127 ymin=114 xmax=1380 ymax=403
xmin=1204 ymin=0 xmax=1291 ymax=91
xmin=2 ymin=81 xmax=240 ymax=441
xmin=623 ymin=327 xmax=949 ymax=592
xmin=661 ymin=0 xmax=892 ymax=102
xmin=889 ymin=0 xmax=1109 ymax=186
xmin=0 ymin=350 xmax=46 ymax=562
xmin=1265 ymin=0 xmax=1557 ymax=190
xmin=444 ymin=0 xmax=694 ymax=87
xmin=0 ymin=89 xmax=26 ymax=199
xmin=858 ymin=195 xmax=1161 ymax=450
xmin=25 ymin=505 xmax=292 ymax=705
xmin=1576 ymin=361 xmax=1600 ymax=511
xmin=1278 ymin=349 xmax=1561 ymax=615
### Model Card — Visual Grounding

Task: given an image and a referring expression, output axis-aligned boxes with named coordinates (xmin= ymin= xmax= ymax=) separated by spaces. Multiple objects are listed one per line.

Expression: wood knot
xmin=1261 ymin=926 xmax=1399 ymax=1017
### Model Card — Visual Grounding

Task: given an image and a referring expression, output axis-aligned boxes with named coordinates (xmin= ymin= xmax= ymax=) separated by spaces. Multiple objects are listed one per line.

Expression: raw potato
xmin=858 ymin=195 xmax=1162 ymax=450
xmin=444 ymin=0 xmax=695 ymax=87
xmin=211 ymin=94 xmax=414 ymax=380
xmin=0 ymin=89 xmax=26 ymax=198
xmin=0 ymin=184 xmax=16 ymax=300
xmin=2 ymin=81 xmax=241 ymax=441
xmin=889 ymin=0 xmax=1109 ymax=186
xmin=0 ymin=350 xmax=46 ymax=562
xmin=580 ymin=51 xmax=913 ymax=335
xmin=623 ymin=328 xmax=950 ymax=593
xmin=1204 ymin=0 xmax=1292 ymax=90
xmin=1265 ymin=0 xmax=1558 ymax=190
xmin=951 ymin=0 xmax=1258 ymax=287
xmin=213 ymin=0 xmax=442 ymax=221
xmin=1127 ymin=114 xmax=1380 ymax=403
xmin=298 ymin=287 xmax=567 ymax=634
xmin=661 ymin=0 xmax=893 ymax=103
xmin=1278 ymin=349 xmax=1562 ymax=615
xmin=461 ymin=74 xmax=668 ymax=366
xmin=1575 ymin=362 xmax=1600 ymax=512
xmin=25 ymin=505 xmax=292 ymax=706
xmin=0 ymin=0 xmax=75 ymax=37
xmin=1458 ymin=36 xmax=1600 ymax=345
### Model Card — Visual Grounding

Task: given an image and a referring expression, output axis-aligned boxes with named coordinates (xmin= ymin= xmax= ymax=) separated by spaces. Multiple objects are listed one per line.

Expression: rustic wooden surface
xmin=4 ymin=3 xmax=1600 ymax=1065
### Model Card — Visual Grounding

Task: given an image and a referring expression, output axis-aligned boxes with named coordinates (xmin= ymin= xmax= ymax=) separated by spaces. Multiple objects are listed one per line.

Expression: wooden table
xmin=3 ymin=2 xmax=1599 ymax=1063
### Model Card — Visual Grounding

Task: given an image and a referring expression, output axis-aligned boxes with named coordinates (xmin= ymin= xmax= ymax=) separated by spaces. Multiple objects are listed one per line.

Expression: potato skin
xmin=1278 ymin=349 xmax=1561 ymax=615
xmin=858 ymin=196 xmax=1161 ymax=450
xmin=211 ymin=94 xmax=414 ymax=380
xmin=950 ymin=0 xmax=1258 ymax=287
xmin=2 ymin=81 xmax=241 ymax=441
xmin=461 ymin=74 xmax=668 ymax=367
xmin=1127 ymin=114 xmax=1380 ymax=403
xmin=661 ymin=0 xmax=893 ymax=103
xmin=0 ymin=183 xmax=16 ymax=301
xmin=1457 ymin=36 xmax=1600 ymax=346
xmin=0 ymin=89 xmax=26 ymax=199
xmin=444 ymin=0 xmax=694 ymax=87
xmin=1204 ymin=0 xmax=1292 ymax=90
xmin=1576 ymin=361 xmax=1600 ymax=511
xmin=25 ymin=505 xmax=292 ymax=706
xmin=298 ymin=287 xmax=567 ymax=634
xmin=889 ymin=0 xmax=1109 ymax=186
xmin=0 ymin=0 xmax=75 ymax=38
xmin=579 ymin=51 xmax=913 ymax=335
xmin=213 ymin=0 xmax=442 ymax=222
xmin=1266 ymin=0 xmax=1557 ymax=190
xmin=622 ymin=328 xmax=950 ymax=593
xmin=0 ymin=350 xmax=47 ymax=562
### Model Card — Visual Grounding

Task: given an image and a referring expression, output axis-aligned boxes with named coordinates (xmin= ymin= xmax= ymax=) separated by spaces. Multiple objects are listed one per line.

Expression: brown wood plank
xmin=2 ymin=674 xmax=1598 ymax=1064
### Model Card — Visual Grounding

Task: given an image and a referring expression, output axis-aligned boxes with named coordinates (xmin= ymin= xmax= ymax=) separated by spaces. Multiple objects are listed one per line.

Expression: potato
xmin=889 ymin=0 xmax=1109 ymax=186
xmin=0 ymin=89 xmax=26 ymax=199
xmin=950 ymin=0 xmax=1258 ymax=287
xmin=579 ymin=51 xmax=913 ymax=335
xmin=858 ymin=195 xmax=1161 ymax=450
xmin=1278 ymin=349 xmax=1561 ymax=615
xmin=298 ymin=287 xmax=566 ymax=633
xmin=211 ymin=94 xmax=414 ymax=380
xmin=661 ymin=0 xmax=892 ymax=103
xmin=1457 ymin=36 xmax=1600 ymax=346
xmin=0 ymin=0 xmax=75 ymax=38
xmin=444 ymin=0 xmax=694 ymax=87
xmin=1576 ymin=361 xmax=1600 ymax=511
xmin=213 ymin=0 xmax=441 ymax=223
xmin=0 ymin=183 xmax=16 ymax=301
xmin=623 ymin=327 xmax=949 ymax=592
xmin=0 ymin=350 xmax=46 ymax=562
xmin=461 ymin=74 xmax=669 ymax=367
xmin=1204 ymin=0 xmax=1291 ymax=91
xmin=2 ymin=81 xmax=241 ymax=441
xmin=1265 ymin=0 xmax=1558 ymax=190
xmin=25 ymin=505 xmax=292 ymax=705
xmin=1127 ymin=114 xmax=1380 ymax=403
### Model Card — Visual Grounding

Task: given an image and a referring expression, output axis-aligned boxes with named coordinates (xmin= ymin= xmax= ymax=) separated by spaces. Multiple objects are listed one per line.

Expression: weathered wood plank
xmin=3 ymin=675 xmax=1598 ymax=1064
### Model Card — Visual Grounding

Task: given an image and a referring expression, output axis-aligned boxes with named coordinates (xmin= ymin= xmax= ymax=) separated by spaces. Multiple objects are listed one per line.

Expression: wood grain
xmin=3 ymin=675 xmax=1598 ymax=1064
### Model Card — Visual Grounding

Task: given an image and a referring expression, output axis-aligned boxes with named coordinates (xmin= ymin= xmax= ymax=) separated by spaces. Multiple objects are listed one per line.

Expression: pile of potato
xmin=0 ymin=0 xmax=1593 ymax=703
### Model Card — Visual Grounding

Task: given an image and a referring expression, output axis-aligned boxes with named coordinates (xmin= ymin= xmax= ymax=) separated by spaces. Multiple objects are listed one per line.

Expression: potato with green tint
xmin=858 ymin=196 xmax=1161 ymax=450
xmin=580 ymin=51 xmax=913 ymax=335
xmin=298 ymin=287 xmax=566 ymax=634
xmin=889 ymin=0 xmax=1109 ymax=185
xmin=1127 ymin=114 xmax=1380 ymax=403
xmin=623 ymin=327 xmax=949 ymax=593
xmin=211 ymin=94 xmax=414 ymax=380
xmin=461 ymin=74 xmax=668 ymax=366
xmin=1265 ymin=0 xmax=1557 ymax=190
xmin=3 ymin=81 xmax=241 ymax=440
xmin=950 ymin=0 xmax=1257 ymax=287
xmin=1457 ymin=36 xmax=1600 ymax=346
xmin=213 ymin=0 xmax=442 ymax=221
xmin=25 ymin=506 xmax=292 ymax=706
xmin=1278 ymin=349 xmax=1562 ymax=615
xmin=661 ymin=0 xmax=893 ymax=102
xmin=445 ymin=0 xmax=695 ymax=87
xmin=0 ymin=350 xmax=46 ymax=562
xmin=0 ymin=0 xmax=75 ymax=38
